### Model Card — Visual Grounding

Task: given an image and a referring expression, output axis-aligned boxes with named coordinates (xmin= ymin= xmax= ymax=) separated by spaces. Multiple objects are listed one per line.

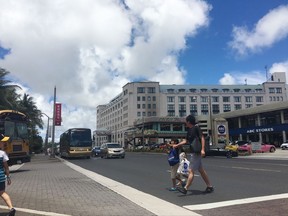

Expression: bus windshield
xmin=70 ymin=130 xmax=92 ymax=147
xmin=3 ymin=121 xmax=28 ymax=139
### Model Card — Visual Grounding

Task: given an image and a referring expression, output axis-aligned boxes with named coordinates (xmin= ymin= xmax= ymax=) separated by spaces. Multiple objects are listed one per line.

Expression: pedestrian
xmin=173 ymin=115 xmax=214 ymax=195
xmin=0 ymin=134 xmax=16 ymax=216
xmin=166 ymin=139 xmax=184 ymax=191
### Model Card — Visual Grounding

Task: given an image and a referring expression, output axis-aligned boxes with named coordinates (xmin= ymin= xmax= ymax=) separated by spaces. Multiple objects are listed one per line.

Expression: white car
xmin=280 ymin=143 xmax=288 ymax=150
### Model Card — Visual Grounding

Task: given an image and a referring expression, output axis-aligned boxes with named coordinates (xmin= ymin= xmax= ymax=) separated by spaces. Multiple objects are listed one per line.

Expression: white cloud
xmin=0 ymin=0 xmax=211 ymax=139
xmin=219 ymin=71 xmax=266 ymax=85
xmin=229 ymin=5 xmax=288 ymax=56
xmin=269 ymin=60 xmax=288 ymax=81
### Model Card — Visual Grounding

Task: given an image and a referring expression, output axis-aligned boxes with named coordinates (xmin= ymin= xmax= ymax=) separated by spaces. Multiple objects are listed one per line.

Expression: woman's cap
xmin=0 ymin=134 xmax=9 ymax=142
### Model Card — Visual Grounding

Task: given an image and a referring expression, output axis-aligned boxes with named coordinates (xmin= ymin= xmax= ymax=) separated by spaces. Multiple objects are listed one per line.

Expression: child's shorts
xmin=171 ymin=163 xmax=179 ymax=178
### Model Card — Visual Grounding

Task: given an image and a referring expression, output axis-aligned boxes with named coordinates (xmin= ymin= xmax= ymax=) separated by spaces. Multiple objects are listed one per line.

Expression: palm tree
xmin=0 ymin=67 xmax=21 ymax=109
xmin=18 ymin=93 xmax=43 ymax=129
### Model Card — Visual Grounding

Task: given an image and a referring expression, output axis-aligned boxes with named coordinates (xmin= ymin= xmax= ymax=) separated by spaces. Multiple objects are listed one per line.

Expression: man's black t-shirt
xmin=186 ymin=125 xmax=202 ymax=144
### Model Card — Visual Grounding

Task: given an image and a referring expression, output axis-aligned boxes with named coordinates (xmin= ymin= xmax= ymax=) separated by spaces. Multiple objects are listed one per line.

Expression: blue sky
xmin=180 ymin=0 xmax=288 ymax=84
xmin=0 ymin=0 xmax=287 ymax=139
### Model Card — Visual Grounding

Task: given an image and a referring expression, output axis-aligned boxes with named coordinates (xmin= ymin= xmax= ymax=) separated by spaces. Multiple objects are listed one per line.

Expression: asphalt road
xmin=67 ymin=152 xmax=288 ymax=215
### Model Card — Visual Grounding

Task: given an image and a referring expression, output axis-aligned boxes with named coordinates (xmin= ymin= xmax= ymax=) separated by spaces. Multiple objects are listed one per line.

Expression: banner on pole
xmin=55 ymin=103 xmax=62 ymax=126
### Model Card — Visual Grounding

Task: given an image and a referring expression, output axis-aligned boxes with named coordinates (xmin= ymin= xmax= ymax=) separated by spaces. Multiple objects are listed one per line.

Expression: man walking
xmin=173 ymin=115 xmax=214 ymax=195
xmin=0 ymin=134 xmax=16 ymax=216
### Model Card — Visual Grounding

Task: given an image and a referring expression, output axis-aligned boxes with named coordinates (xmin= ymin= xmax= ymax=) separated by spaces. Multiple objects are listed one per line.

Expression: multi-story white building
xmin=94 ymin=72 xmax=287 ymax=147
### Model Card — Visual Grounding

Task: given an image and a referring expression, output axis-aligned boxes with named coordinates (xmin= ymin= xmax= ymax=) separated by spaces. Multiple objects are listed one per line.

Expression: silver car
xmin=280 ymin=143 xmax=288 ymax=150
xmin=100 ymin=143 xmax=125 ymax=158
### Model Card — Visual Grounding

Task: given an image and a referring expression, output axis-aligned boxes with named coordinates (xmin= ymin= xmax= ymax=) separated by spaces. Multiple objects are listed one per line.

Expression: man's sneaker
xmin=7 ymin=208 xmax=16 ymax=216
xmin=169 ymin=187 xmax=177 ymax=191
xmin=177 ymin=187 xmax=187 ymax=195
xmin=204 ymin=186 xmax=214 ymax=193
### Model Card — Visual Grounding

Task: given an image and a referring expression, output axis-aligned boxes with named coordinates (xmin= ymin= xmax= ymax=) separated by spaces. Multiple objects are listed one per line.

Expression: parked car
xmin=100 ymin=143 xmax=125 ymax=159
xmin=205 ymin=147 xmax=238 ymax=158
xmin=280 ymin=142 xmax=288 ymax=150
xmin=91 ymin=146 xmax=101 ymax=157
xmin=255 ymin=143 xmax=276 ymax=153
xmin=235 ymin=140 xmax=252 ymax=153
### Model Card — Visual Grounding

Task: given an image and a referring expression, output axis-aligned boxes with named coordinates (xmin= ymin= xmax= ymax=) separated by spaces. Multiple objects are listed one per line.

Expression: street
xmin=68 ymin=151 xmax=288 ymax=215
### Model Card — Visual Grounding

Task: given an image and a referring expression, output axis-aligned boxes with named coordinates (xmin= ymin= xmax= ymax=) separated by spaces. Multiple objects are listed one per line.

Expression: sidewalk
xmin=238 ymin=148 xmax=288 ymax=160
xmin=2 ymin=154 xmax=156 ymax=216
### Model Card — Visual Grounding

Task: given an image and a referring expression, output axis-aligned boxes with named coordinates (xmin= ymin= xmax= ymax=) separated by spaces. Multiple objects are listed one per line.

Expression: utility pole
xmin=51 ymin=86 xmax=56 ymax=158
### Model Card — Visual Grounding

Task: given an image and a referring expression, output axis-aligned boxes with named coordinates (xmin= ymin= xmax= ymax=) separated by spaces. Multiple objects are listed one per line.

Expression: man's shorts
xmin=189 ymin=153 xmax=203 ymax=171
xmin=0 ymin=181 xmax=6 ymax=191
xmin=170 ymin=163 xmax=179 ymax=179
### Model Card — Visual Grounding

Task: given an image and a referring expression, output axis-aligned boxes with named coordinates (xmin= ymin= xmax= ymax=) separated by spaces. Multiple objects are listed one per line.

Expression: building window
xmin=245 ymin=104 xmax=253 ymax=108
xmin=179 ymin=89 xmax=186 ymax=93
xmin=153 ymin=96 xmax=156 ymax=101
xmin=276 ymin=88 xmax=282 ymax=93
xmin=137 ymin=96 xmax=140 ymax=101
xmin=211 ymin=88 xmax=218 ymax=92
xmin=142 ymin=112 xmax=146 ymax=116
xmin=190 ymin=105 xmax=197 ymax=115
xmin=212 ymin=96 xmax=219 ymax=102
xmin=148 ymin=104 xmax=151 ymax=109
xmin=245 ymin=96 xmax=253 ymax=102
xmin=190 ymin=96 xmax=197 ymax=102
xmin=173 ymin=124 xmax=183 ymax=131
xmin=167 ymin=89 xmax=174 ymax=93
xmin=147 ymin=87 xmax=156 ymax=93
xmin=223 ymin=104 xmax=231 ymax=112
xmin=201 ymin=104 xmax=208 ymax=115
xmin=201 ymin=96 xmax=208 ymax=103
xmin=178 ymin=96 xmax=186 ymax=103
xmin=168 ymin=104 xmax=175 ymax=116
xmin=245 ymin=89 xmax=252 ymax=92
xmin=200 ymin=88 xmax=208 ymax=92
xmin=137 ymin=112 xmax=141 ymax=117
xmin=234 ymin=96 xmax=241 ymax=102
xmin=147 ymin=96 xmax=151 ymax=101
xmin=189 ymin=88 xmax=197 ymax=93
xmin=137 ymin=87 xmax=145 ymax=93
xmin=223 ymin=89 xmax=230 ymax=93
xmin=212 ymin=104 xmax=219 ymax=114
xmin=235 ymin=104 xmax=242 ymax=110
xmin=148 ymin=112 xmax=151 ymax=116
xmin=256 ymin=96 xmax=263 ymax=102
xmin=160 ymin=123 xmax=170 ymax=131
xmin=167 ymin=96 xmax=175 ymax=103
xmin=167 ymin=104 xmax=174 ymax=110
xmin=269 ymin=88 xmax=275 ymax=93
xmin=223 ymin=96 xmax=230 ymax=102
xmin=142 ymin=96 xmax=146 ymax=101
xmin=152 ymin=112 xmax=156 ymax=116
xmin=153 ymin=104 xmax=156 ymax=109
xmin=137 ymin=104 xmax=141 ymax=109
xmin=234 ymin=89 xmax=240 ymax=92
xmin=142 ymin=104 xmax=146 ymax=109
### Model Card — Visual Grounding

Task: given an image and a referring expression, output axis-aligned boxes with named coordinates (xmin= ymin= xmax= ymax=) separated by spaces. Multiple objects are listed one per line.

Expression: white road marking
xmin=183 ymin=193 xmax=288 ymax=210
xmin=9 ymin=164 xmax=24 ymax=171
xmin=0 ymin=205 xmax=71 ymax=216
xmin=63 ymin=159 xmax=201 ymax=216
xmin=166 ymin=170 xmax=199 ymax=176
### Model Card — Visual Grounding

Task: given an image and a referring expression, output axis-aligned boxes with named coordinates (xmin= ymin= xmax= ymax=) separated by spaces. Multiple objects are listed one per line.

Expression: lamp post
xmin=41 ymin=113 xmax=51 ymax=155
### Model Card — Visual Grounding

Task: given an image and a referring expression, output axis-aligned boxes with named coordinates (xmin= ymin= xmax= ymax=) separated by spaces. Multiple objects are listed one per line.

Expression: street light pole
xmin=41 ymin=113 xmax=51 ymax=155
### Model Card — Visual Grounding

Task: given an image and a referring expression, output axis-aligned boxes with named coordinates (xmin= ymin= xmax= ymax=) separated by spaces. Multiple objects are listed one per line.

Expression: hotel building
xmin=94 ymin=72 xmax=287 ymax=147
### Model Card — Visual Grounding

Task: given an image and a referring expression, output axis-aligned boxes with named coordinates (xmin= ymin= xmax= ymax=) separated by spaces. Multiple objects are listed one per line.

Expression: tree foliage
xmin=0 ymin=67 xmax=44 ymax=151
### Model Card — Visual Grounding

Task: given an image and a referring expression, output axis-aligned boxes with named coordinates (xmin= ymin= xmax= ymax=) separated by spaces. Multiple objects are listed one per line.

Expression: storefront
xmin=213 ymin=101 xmax=288 ymax=147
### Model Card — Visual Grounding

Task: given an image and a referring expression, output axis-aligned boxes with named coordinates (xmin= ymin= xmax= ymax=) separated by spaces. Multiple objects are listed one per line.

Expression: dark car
xmin=205 ymin=147 xmax=238 ymax=158
xmin=91 ymin=146 xmax=101 ymax=157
